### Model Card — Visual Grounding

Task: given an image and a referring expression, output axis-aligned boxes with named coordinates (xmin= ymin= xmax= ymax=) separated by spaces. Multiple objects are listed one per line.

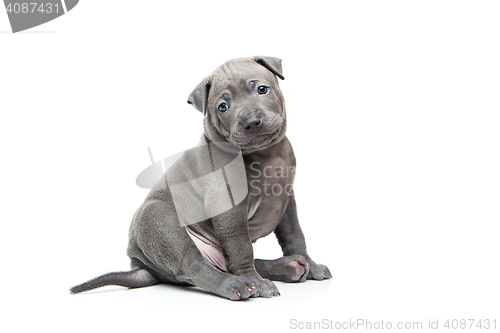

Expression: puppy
xmin=71 ymin=56 xmax=330 ymax=300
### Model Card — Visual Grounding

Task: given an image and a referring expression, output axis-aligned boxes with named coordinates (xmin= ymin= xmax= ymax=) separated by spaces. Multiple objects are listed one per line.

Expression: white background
xmin=1 ymin=1 xmax=499 ymax=332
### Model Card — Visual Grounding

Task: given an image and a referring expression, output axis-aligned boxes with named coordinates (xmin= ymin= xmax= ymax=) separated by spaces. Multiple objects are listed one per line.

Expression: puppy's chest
xmin=244 ymin=156 xmax=296 ymax=240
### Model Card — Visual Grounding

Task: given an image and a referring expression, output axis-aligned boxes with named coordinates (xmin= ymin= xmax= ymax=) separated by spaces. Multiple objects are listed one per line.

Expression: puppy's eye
xmin=218 ymin=103 xmax=229 ymax=112
xmin=257 ymin=86 xmax=269 ymax=95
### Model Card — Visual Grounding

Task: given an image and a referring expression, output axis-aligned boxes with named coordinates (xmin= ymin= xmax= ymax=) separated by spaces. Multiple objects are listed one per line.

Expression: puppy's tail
xmin=70 ymin=268 xmax=160 ymax=294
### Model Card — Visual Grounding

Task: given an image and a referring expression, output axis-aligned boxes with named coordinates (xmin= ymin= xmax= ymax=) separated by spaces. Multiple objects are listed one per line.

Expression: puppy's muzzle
xmin=241 ymin=110 xmax=263 ymax=133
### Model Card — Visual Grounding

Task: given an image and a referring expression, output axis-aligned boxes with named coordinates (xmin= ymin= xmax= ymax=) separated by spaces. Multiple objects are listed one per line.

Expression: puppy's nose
xmin=242 ymin=116 xmax=262 ymax=132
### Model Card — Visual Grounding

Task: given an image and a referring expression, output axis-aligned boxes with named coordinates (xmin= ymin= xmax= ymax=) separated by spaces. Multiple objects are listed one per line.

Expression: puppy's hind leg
xmin=132 ymin=200 xmax=258 ymax=300
xmin=70 ymin=268 xmax=160 ymax=294
xmin=254 ymin=256 xmax=310 ymax=283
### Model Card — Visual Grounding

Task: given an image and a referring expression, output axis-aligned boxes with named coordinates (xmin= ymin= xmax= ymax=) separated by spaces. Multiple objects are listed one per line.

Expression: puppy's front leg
xmin=273 ymin=195 xmax=332 ymax=280
xmin=212 ymin=201 xmax=280 ymax=297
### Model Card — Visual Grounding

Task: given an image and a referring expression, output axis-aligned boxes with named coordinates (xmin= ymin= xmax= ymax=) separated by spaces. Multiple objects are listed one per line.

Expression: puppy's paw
xmin=306 ymin=259 xmax=332 ymax=280
xmin=239 ymin=271 xmax=280 ymax=298
xmin=219 ymin=276 xmax=257 ymax=301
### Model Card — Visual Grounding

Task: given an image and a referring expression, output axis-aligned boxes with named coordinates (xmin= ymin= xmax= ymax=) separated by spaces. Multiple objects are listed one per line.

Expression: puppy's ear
xmin=255 ymin=56 xmax=285 ymax=80
xmin=187 ymin=77 xmax=211 ymax=115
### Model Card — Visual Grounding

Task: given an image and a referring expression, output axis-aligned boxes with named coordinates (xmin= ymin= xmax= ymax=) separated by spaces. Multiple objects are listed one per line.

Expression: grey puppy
xmin=71 ymin=56 xmax=331 ymax=300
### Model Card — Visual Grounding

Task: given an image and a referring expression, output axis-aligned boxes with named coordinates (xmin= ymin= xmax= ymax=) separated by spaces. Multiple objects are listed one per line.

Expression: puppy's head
xmin=188 ymin=56 xmax=286 ymax=153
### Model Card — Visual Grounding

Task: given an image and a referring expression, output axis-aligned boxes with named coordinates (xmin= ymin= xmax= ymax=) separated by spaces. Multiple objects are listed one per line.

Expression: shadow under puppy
xmin=71 ymin=56 xmax=331 ymax=300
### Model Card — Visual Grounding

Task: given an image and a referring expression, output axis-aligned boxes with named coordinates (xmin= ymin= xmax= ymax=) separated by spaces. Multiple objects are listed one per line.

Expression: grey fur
xmin=70 ymin=268 xmax=160 ymax=294
xmin=71 ymin=56 xmax=331 ymax=300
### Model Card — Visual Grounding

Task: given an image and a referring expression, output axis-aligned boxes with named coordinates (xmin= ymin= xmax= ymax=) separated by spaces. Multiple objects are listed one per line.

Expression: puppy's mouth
xmin=230 ymin=117 xmax=283 ymax=150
